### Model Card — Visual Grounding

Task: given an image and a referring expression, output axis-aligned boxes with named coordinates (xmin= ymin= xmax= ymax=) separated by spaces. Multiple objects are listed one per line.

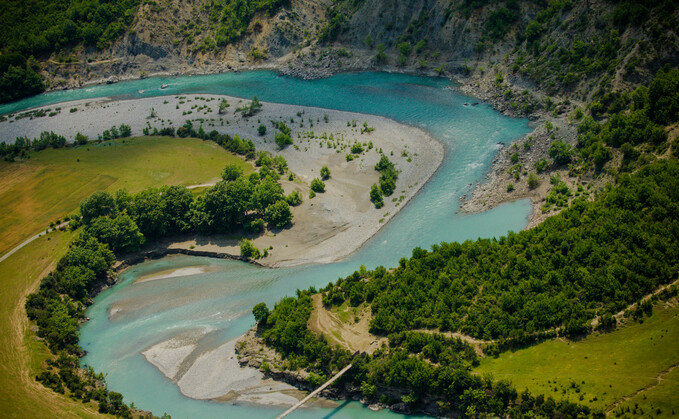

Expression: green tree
xmin=222 ymin=164 xmax=244 ymax=181
xmin=253 ymin=302 xmax=269 ymax=323
xmin=265 ymin=200 xmax=292 ymax=228
xmin=80 ymin=191 xmax=117 ymax=224
xmin=252 ymin=177 xmax=285 ymax=214
xmin=203 ymin=178 xmax=254 ymax=231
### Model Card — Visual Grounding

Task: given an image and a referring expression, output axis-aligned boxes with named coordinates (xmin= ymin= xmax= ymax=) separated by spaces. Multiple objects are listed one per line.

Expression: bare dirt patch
xmin=307 ymin=294 xmax=387 ymax=354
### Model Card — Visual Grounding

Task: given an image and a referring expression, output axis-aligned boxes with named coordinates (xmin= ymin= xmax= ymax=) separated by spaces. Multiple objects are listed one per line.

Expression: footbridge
xmin=276 ymin=363 xmax=353 ymax=418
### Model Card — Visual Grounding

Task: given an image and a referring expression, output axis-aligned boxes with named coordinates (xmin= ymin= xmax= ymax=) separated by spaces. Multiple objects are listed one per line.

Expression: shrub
xmin=320 ymin=165 xmax=330 ymax=180
xmin=549 ymin=140 xmax=574 ymax=165
xmin=247 ymin=218 xmax=266 ymax=233
xmin=239 ymin=239 xmax=261 ymax=259
xmin=275 ymin=132 xmax=293 ymax=149
xmin=222 ymin=164 xmax=244 ymax=181
xmin=310 ymin=178 xmax=325 ymax=193
xmin=118 ymin=124 xmax=131 ymax=138
xmin=74 ymin=132 xmax=88 ymax=145
xmin=258 ymin=124 xmax=267 ymax=136
xmin=286 ymin=190 xmax=303 ymax=206
xmin=370 ymin=184 xmax=384 ymax=208
xmin=527 ymin=173 xmax=540 ymax=189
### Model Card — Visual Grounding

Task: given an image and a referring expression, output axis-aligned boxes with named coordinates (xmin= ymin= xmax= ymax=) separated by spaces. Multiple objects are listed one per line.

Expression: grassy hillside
xmin=0 ymin=231 xmax=105 ymax=418
xmin=0 ymin=136 xmax=250 ymax=257
xmin=475 ymin=302 xmax=679 ymax=413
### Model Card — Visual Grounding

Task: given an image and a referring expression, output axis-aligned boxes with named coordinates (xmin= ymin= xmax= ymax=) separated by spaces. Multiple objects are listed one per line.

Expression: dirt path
xmin=0 ymin=180 xmax=218 ymax=265
xmin=605 ymin=362 xmax=679 ymax=415
xmin=0 ymin=221 xmax=69 ymax=264
xmin=307 ymin=294 xmax=387 ymax=354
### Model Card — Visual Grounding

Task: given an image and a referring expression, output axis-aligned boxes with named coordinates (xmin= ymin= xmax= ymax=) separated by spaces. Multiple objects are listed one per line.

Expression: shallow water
xmin=24 ymin=71 xmax=534 ymax=418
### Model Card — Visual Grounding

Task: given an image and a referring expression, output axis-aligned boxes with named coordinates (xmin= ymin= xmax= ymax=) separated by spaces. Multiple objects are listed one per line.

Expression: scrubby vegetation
xmin=370 ymin=154 xmax=398 ymax=207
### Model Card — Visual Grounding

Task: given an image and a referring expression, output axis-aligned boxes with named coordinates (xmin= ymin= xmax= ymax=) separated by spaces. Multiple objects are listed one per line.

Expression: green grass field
xmin=475 ymin=303 xmax=679 ymax=414
xmin=0 ymin=137 xmax=251 ymax=417
xmin=0 ymin=136 xmax=251 ymax=257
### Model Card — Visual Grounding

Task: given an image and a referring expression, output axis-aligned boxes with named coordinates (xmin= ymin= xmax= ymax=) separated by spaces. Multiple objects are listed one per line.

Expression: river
xmin=9 ymin=71 xmax=532 ymax=418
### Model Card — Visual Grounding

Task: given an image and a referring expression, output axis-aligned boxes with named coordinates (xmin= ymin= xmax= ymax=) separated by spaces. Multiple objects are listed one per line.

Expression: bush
xmin=239 ymin=239 xmax=261 ymax=259
xmin=222 ymin=164 xmax=244 ymax=181
xmin=286 ymin=190 xmax=303 ymax=206
xmin=118 ymin=124 xmax=131 ymax=138
xmin=253 ymin=302 xmax=269 ymax=323
xmin=370 ymin=184 xmax=384 ymax=208
xmin=275 ymin=132 xmax=293 ymax=149
xmin=320 ymin=165 xmax=330 ymax=180
xmin=258 ymin=124 xmax=267 ymax=136
xmin=527 ymin=173 xmax=540 ymax=189
xmin=310 ymin=178 xmax=325 ymax=193
xmin=549 ymin=140 xmax=574 ymax=165
xmin=246 ymin=218 xmax=266 ymax=233
xmin=535 ymin=158 xmax=551 ymax=173
xmin=74 ymin=132 xmax=88 ymax=145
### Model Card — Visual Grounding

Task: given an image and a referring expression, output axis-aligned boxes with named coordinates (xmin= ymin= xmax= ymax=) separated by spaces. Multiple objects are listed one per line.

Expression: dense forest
xmin=0 ymin=0 xmax=141 ymax=103
xmin=257 ymin=157 xmax=679 ymax=415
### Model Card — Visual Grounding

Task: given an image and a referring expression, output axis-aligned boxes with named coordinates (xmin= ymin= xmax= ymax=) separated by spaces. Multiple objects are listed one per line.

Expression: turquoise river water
xmin=6 ymin=71 xmax=532 ymax=418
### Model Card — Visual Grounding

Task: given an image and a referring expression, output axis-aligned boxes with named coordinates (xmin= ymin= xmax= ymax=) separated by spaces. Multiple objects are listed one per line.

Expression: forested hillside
xmin=0 ymin=0 xmax=140 ymax=102
xmin=2 ymin=0 xmax=676 ymax=107
xmin=256 ymin=157 xmax=679 ymax=416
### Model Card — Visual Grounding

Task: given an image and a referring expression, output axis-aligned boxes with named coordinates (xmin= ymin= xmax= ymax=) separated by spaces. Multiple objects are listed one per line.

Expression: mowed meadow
xmin=0 ymin=136 xmax=249 ymax=417
xmin=475 ymin=303 xmax=679 ymax=416
xmin=0 ymin=136 xmax=251 ymax=257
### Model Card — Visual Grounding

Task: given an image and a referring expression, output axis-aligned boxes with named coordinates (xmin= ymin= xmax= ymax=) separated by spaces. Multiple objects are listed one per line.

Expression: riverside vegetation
xmin=20 ymin=126 xmax=298 ymax=416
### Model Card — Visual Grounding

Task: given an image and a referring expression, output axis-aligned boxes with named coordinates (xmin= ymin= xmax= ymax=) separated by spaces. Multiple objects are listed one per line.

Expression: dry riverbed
xmin=0 ymin=94 xmax=442 ymax=268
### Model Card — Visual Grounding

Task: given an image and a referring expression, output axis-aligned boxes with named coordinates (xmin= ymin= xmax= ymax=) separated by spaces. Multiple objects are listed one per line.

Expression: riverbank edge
xmin=234 ymin=328 xmax=446 ymax=417
xmin=30 ymin=56 xmax=565 ymax=229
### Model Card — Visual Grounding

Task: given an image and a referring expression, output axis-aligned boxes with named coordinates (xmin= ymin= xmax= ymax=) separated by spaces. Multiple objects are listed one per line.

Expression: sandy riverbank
xmin=0 ymin=94 xmax=443 ymax=268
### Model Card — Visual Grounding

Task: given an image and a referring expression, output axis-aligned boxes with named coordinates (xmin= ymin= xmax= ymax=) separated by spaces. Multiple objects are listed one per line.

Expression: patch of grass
xmin=0 ymin=136 xmax=250 ymax=257
xmin=475 ymin=304 xmax=679 ymax=412
xmin=615 ymin=365 xmax=679 ymax=417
